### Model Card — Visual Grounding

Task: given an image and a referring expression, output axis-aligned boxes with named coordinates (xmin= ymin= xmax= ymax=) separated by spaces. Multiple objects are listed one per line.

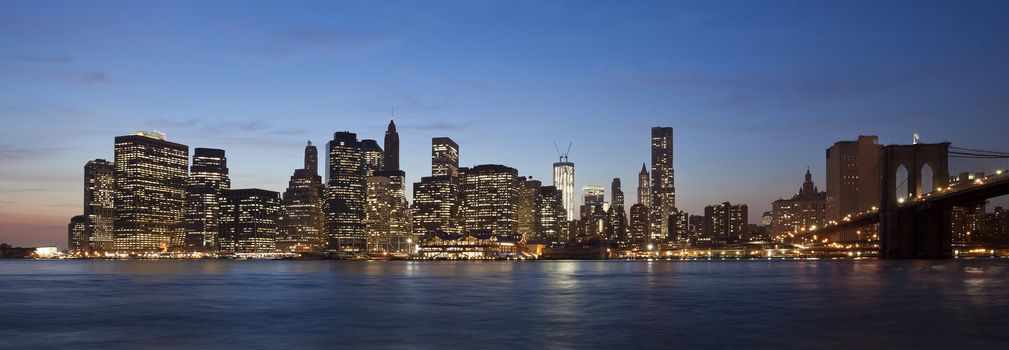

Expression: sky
xmin=2 ymin=0 xmax=1009 ymax=248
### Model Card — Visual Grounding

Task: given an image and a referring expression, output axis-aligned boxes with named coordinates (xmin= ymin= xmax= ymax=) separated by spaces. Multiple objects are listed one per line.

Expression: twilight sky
xmin=2 ymin=0 xmax=1009 ymax=248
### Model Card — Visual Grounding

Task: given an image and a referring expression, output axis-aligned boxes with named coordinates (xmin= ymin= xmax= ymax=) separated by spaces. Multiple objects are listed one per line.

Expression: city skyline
xmin=4 ymin=0 xmax=1009 ymax=248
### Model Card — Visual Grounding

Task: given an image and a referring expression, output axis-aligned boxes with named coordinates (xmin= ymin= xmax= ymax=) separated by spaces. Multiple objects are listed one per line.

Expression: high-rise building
xmin=84 ymin=159 xmax=115 ymax=251
xmin=672 ymin=210 xmax=689 ymax=241
xmin=637 ymin=163 xmax=651 ymax=207
xmin=538 ymin=185 xmax=566 ymax=243
xmin=650 ymin=127 xmax=675 ymax=241
xmin=703 ymin=202 xmax=748 ymax=242
xmin=628 ymin=204 xmax=649 ymax=244
xmin=771 ymin=168 xmax=826 ymax=238
xmin=384 ymin=120 xmax=399 ymax=171
xmin=183 ymin=148 xmax=230 ymax=251
xmin=611 ymin=178 xmax=624 ymax=210
xmin=518 ymin=177 xmax=542 ymax=240
xmin=68 ymin=215 xmax=89 ymax=253
xmin=361 ymin=139 xmax=384 ymax=176
xmin=432 ymin=137 xmax=459 ymax=177
xmin=325 ymin=131 xmax=366 ymax=252
xmin=278 ymin=142 xmax=325 ymax=253
xmin=826 ymin=135 xmax=880 ymax=222
xmin=364 ymin=175 xmax=393 ymax=252
xmin=411 ymin=176 xmax=460 ymax=235
xmin=582 ymin=185 xmax=605 ymax=208
xmin=219 ymin=188 xmax=281 ymax=253
xmin=113 ymin=131 xmax=189 ymax=252
xmin=374 ymin=169 xmax=411 ymax=252
xmin=553 ymin=155 xmax=575 ymax=222
xmin=460 ymin=164 xmax=519 ymax=238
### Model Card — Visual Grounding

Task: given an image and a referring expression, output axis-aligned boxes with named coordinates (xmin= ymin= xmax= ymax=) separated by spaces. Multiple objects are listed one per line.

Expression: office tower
xmin=374 ymin=169 xmax=411 ymax=252
xmin=518 ymin=177 xmax=542 ymax=240
xmin=183 ymin=148 xmax=230 ymax=251
xmin=611 ymin=178 xmax=625 ymax=210
xmin=553 ymin=155 xmax=575 ymax=222
xmin=460 ymin=164 xmax=519 ymax=238
xmin=538 ymin=185 xmax=566 ymax=243
xmin=771 ymin=168 xmax=827 ymax=238
xmin=278 ymin=142 xmax=325 ymax=252
xmin=628 ymin=204 xmax=649 ymax=244
xmin=361 ymin=139 xmax=384 ymax=176
xmin=703 ymin=202 xmax=748 ymax=242
xmin=432 ymin=137 xmax=460 ymax=177
xmin=365 ymin=176 xmax=393 ymax=252
xmin=384 ymin=119 xmax=399 ymax=171
xmin=826 ymin=135 xmax=880 ymax=222
xmin=412 ymin=176 xmax=460 ymax=235
xmin=219 ymin=189 xmax=281 ymax=253
xmin=68 ymin=215 xmax=89 ymax=253
xmin=325 ymin=131 xmax=366 ymax=252
xmin=672 ymin=210 xmax=689 ymax=240
xmin=606 ymin=206 xmax=628 ymax=241
xmin=305 ymin=141 xmax=318 ymax=174
xmin=688 ymin=215 xmax=705 ymax=238
xmin=637 ymin=163 xmax=651 ymax=207
xmin=113 ymin=131 xmax=188 ymax=252
xmin=582 ymin=185 xmax=605 ymax=208
xmin=84 ymin=159 xmax=115 ymax=251
xmin=650 ymin=126 xmax=675 ymax=241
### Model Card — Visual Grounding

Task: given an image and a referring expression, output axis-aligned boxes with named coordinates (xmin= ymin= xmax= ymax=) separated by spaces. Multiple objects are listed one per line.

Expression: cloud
xmin=3 ymin=53 xmax=74 ymax=64
xmin=77 ymin=71 xmax=109 ymax=84
xmin=0 ymin=144 xmax=62 ymax=160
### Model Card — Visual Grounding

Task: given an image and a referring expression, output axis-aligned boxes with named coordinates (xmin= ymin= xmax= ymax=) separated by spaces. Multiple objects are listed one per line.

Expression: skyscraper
xmin=364 ymin=175 xmax=393 ymax=252
xmin=553 ymin=154 xmax=575 ymax=222
xmin=219 ymin=189 xmax=281 ymax=253
xmin=411 ymin=175 xmax=460 ymax=235
xmin=826 ymin=135 xmax=880 ymax=222
xmin=582 ymin=185 xmax=605 ymax=208
xmin=518 ymin=177 xmax=542 ymax=240
xmin=113 ymin=131 xmax=189 ymax=252
xmin=538 ymin=185 xmax=567 ymax=243
xmin=384 ymin=119 xmax=399 ymax=171
xmin=460 ymin=164 xmax=519 ymax=238
xmin=278 ymin=142 xmax=325 ymax=252
xmin=325 ymin=131 xmax=366 ymax=252
xmin=650 ymin=127 xmax=675 ymax=241
xmin=183 ymin=148 xmax=230 ymax=251
xmin=361 ymin=139 xmax=384 ymax=176
xmin=84 ymin=159 xmax=115 ymax=251
xmin=703 ymin=202 xmax=748 ymax=242
xmin=68 ymin=215 xmax=89 ymax=254
xmin=771 ymin=168 xmax=826 ymax=238
xmin=374 ymin=169 xmax=411 ymax=252
xmin=432 ymin=137 xmax=459 ymax=177
xmin=628 ymin=204 xmax=649 ymax=244
xmin=637 ymin=163 xmax=650 ymax=207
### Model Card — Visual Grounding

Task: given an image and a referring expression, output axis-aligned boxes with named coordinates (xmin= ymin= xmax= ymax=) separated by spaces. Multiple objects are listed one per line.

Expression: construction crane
xmin=554 ymin=141 xmax=572 ymax=162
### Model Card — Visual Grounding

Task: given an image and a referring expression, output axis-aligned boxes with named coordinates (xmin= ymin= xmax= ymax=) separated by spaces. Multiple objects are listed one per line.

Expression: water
xmin=1 ymin=260 xmax=1008 ymax=349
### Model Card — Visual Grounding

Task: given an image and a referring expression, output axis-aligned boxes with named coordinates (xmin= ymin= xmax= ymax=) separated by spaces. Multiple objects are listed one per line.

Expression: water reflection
xmin=0 ymin=259 xmax=1007 ymax=349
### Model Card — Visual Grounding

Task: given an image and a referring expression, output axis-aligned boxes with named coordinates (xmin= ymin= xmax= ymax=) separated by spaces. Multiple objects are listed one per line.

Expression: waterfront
xmin=1 ymin=260 xmax=1008 ymax=349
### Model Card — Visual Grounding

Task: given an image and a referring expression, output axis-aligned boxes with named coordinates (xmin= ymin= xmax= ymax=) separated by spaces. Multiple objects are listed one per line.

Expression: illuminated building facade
xmin=374 ymin=169 xmax=411 ymax=252
xmin=412 ymin=176 xmax=460 ymax=235
xmin=637 ymin=163 xmax=650 ymax=207
xmin=361 ymin=139 xmax=384 ymax=176
xmin=278 ymin=142 xmax=325 ymax=252
xmin=183 ymin=148 xmax=230 ymax=251
xmin=650 ymin=126 xmax=675 ymax=241
xmin=365 ymin=175 xmax=393 ymax=251
xmin=552 ymin=157 xmax=575 ymax=222
xmin=325 ymin=131 xmax=366 ymax=251
xmin=113 ymin=131 xmax=189 ymax=252
xmin=68 ymin=215 xmax=89 ymax=253
xmin=771 ymin=168 xmax=826 ymax=237
xmin=219 ymin=188 xmax=281 ymax=253
xmin=84 ymin=159 xmax=115 ymax=251
xmin=628 ymin=204 xmax=649 ymax=243
xmin=432 ymin=137 xmax=459 ymax=177
xmin=704 ymin=202 xmax=748 ymax=242
xmin=518 ymin=177 xmax=542 ymax=240
xmin=538 ymin=185 xmax=566 ymax=243
xmin=460 ymin=164 xmax=519 ymax=238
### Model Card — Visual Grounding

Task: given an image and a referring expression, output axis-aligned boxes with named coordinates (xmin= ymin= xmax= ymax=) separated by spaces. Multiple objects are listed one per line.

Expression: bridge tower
xmin=879 ymin=142 xmax=952 ymax=258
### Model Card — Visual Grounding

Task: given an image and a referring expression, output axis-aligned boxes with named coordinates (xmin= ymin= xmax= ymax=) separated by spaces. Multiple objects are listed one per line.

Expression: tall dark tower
xmin=183 ymin=147 xmax=230 ymax=251
xmin=305 ymin=141 xmax=318 ymax=175
xmin=326 ymin=131 xmax=366 ymax=251
xmin=637 ymin=163 xmax=651 ymax=207
xmin=650 ymin=126 xmax=674 ymax=241
xmin=384 ymin=119 xmax=399 ymax=171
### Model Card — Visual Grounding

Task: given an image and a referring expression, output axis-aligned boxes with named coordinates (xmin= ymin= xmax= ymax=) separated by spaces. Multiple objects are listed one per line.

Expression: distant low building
xmin=771 ymin=168 xmax=826 ymax=238
xmin=419 ymin=231 xmax=527 ymax=259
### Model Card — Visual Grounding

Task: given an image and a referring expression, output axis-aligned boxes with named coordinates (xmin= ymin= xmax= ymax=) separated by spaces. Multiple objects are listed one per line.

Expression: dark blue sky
xmin=2 ymin=0 xmax=1009 ymax=247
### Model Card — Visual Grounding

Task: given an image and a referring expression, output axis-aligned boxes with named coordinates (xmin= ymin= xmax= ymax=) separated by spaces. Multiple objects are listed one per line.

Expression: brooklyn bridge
xmin=783 ymin=142 xmax=1009 ymax=258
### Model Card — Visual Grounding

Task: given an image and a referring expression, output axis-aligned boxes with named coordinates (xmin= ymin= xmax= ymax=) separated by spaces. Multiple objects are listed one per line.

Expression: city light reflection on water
xmin=1 ymin=260 xmax=1008 ymax=349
